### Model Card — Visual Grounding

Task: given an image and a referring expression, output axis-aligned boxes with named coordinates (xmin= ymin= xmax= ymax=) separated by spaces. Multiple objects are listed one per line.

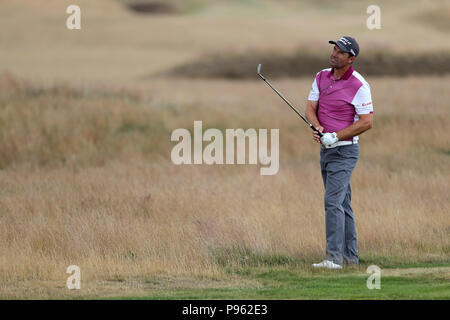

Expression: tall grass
xmin=0 ymin=74 xmax=448 ymax=298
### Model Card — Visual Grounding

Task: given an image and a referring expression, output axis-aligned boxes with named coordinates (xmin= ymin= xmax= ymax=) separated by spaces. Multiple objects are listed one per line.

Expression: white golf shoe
xmin=312 ymin=260 xmax=343 ymax=269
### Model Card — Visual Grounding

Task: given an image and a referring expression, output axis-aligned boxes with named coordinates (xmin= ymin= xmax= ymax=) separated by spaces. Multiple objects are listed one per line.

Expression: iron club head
xmin=257 ymin=64 xmax=265 ymax=80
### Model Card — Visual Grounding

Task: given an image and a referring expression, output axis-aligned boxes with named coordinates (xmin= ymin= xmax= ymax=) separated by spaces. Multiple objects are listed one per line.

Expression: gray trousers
xmin=320 ymin=144 xmax=359 ymax=265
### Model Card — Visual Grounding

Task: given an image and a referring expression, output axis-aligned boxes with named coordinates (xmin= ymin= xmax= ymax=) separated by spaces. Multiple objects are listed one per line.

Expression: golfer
xmin=306 ymin=36 xmax=373 ymax=269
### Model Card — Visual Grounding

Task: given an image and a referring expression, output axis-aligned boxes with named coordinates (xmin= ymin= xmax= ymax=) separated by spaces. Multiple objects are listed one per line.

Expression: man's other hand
xmin=313 ymin=126 xmax=324 ymax=143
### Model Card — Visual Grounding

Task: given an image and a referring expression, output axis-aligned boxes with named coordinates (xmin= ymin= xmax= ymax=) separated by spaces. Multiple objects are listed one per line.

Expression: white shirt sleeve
xmin=307 ymin=77 xmax=319 ymax=101
xmin=352 ymin=82 xmax=373 ymax=114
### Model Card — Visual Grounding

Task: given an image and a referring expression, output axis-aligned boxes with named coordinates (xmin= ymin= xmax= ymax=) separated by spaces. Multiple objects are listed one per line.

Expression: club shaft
xmin=258 ymin=73 xmax=323 ymax=137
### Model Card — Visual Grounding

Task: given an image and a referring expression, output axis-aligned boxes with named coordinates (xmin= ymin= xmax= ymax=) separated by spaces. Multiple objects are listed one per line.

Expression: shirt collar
xmin=328 ymin=65 xmax=354 ymax=80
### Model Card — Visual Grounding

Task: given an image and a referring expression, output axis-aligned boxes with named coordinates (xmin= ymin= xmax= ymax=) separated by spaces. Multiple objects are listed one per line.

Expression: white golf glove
xmin=320 ymin=132 xmax=338 ymax=147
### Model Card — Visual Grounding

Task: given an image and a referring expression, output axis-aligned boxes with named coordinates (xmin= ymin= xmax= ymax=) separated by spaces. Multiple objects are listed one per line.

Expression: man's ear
xmin=349 ymin=55 xmax=356 ymax=64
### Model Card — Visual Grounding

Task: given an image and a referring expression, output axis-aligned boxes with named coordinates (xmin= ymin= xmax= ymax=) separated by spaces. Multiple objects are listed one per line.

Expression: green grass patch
xmin=112 ymin=272 xmax=449 ymax=300
xmin=105 ymin=260 xmax=450 ymax=300
xmin=358 ymin=254 xmax=450 ymax=269
xmin=212 ymin=246 xmax=300 ymax=270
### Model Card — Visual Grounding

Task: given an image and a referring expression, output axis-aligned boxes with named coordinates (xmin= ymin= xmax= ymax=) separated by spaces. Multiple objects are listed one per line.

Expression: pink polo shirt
xmin=308 ymin=65 xmax=373 ymax=142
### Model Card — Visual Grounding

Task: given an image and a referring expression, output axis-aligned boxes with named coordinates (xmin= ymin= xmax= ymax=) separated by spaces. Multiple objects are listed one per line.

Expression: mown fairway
xmin=132 ymin=270 xmax=450 ymax=300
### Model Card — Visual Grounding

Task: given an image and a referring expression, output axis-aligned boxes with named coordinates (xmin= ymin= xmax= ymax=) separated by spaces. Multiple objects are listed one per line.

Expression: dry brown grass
xmin=0 ymin=73 xmax=448 ymax=298
xmin=164 ymin=50 xmax=450 ymax=78
xmin=0 ymin=0 xmax=449 ymax=299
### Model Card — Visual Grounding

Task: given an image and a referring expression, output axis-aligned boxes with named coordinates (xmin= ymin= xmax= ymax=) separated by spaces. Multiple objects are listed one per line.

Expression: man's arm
xmin=337 ymin=80 xmax=374 ymax=140
xmin=336 ymin=113 xmax=373 ymax=140
xmin=305 ymin=100 xmax=323 ymax=143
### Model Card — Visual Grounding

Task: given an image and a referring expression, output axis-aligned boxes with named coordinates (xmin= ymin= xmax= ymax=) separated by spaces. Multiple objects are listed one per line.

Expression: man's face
xmin=330 ymin=45 xmax=355 ymax=68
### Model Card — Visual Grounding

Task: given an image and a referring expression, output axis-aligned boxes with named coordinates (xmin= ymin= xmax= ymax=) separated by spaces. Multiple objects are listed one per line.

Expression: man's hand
xmin=312 ymin=126 xmax=324 ymax=143
xmin=320 ymin=132 xmax=338 ymax=147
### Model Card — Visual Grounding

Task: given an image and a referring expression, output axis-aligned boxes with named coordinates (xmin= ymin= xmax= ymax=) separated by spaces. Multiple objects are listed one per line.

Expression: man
xmin=305 ymin=36 xmax=373 ymax=269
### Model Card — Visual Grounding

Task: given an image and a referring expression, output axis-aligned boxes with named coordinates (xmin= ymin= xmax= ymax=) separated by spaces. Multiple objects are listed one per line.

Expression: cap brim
xmin=329 ymin=40 xmax=351 ymax=53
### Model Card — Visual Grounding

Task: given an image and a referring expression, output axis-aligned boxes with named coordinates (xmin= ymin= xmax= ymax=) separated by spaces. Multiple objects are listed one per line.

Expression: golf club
xmin=257 ymin=64 xmax=323 ymax=137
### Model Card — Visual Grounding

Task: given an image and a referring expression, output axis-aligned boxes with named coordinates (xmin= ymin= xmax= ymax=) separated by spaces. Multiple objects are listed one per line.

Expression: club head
xmin=257 ymin=64 xmax=262 ymax=74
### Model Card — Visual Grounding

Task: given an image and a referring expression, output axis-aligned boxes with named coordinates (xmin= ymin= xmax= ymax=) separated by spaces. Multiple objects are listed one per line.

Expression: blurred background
xmin=0 ymin=0 xmax=448 ymax=298
xmin=2 ymin=0 xmax=450 ymax=83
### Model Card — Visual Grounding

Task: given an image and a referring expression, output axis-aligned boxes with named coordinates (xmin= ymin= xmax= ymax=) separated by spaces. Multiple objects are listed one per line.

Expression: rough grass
xmin=0 ymin=74 xmax=448 ymax=298
xmin=164 ymin=50 xmax=450 ymax=79
xmin=0 ymin=0 xmax=449 ymax=299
